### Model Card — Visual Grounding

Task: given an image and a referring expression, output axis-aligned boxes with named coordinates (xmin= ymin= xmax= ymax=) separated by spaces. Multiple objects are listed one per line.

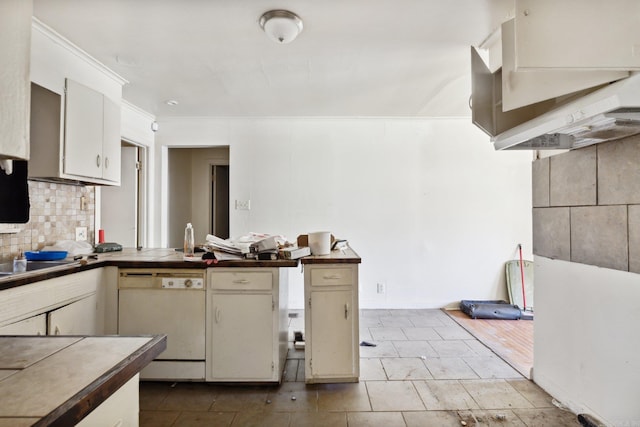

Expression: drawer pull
xmin=215 ymin=307 xmax=221 ymax=323
xmin=344 ymin=303 xmax=349 ymax=319
xmin=233 ymin=279 xmax=250 ymax=285
xmin=323 ymin=274 xmax=341 ymax=280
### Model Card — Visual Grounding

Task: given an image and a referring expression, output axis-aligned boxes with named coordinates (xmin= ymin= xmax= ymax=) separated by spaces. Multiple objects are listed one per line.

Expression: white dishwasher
xmin=118 ymin=269 xmax=206 ymax=380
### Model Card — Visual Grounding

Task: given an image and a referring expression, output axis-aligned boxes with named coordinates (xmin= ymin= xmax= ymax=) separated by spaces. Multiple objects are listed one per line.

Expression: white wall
xmin=153 ymin=117 xmax=532 ymax=309
xmin=535 ymin=256 xmax=640 ymax=426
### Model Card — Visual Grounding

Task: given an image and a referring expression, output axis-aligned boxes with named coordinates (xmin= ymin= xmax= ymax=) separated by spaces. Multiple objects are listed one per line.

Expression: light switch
xmin=235 ymin=200 xmax=251 ymax=210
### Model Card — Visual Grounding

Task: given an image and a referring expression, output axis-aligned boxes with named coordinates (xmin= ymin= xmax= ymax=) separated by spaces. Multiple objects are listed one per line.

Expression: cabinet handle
xmin=323 ymin=274 xmax=341 ymax=280
xmin=233 ymin=279 xmax=249 ymax=285
xmin=344 ymin=303 xmax=349 ymax=319
xmin=105 ymin=157 xmax=109 ymax=169
xmin=215 ymin=307 xmax=221 ymax=323
xmin=96 ymin=155 xmax=101 ymax=167
xmin=54 ymin=326 xmax=61 ymax=335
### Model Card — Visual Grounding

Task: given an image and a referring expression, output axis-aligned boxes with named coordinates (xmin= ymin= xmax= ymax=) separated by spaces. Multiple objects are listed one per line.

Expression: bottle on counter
xmin=13 ymin=250 xmax=26 ymax=273
xmin=184 ymin=223 xmax=195 ymax=257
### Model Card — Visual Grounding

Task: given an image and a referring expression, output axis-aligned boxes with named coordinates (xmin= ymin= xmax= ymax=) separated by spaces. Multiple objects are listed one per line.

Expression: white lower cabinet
xmin=208 ymin=293 xmax=274 ymax=380
xmin=0 ymin=268 xmax=106 ymax=336
xmin=76 ymin=374 xmax=139 ymax=427
xmin=206 ymin=268 xmax=287 ymax=382
xmin=48 ymin=293 xmax=100 ymax=335
xmin=0 ymin=313 xmax=46 ymax=335
xmin=304 ymin=264 xmax=359 ymax=383
xmin=308 ymin=289 xmax=355 ymax=378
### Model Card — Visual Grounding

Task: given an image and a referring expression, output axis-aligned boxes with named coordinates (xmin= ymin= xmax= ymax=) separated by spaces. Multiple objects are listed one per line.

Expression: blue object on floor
xmin=460 ymin=300 xmax=522 ymax=320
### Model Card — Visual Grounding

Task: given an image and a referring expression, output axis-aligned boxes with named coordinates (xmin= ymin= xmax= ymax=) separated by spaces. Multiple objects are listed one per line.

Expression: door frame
xmin=96 ymin=139 xmax=148 ymax=247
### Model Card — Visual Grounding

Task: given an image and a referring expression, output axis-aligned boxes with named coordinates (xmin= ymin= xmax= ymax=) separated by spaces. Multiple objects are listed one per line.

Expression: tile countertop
xmin=0 ymin=334 xmax=166 ymax=426
xmin=0 ymin=246 xmax=361 ymax=291
xmin=0 ymin=248 xmax=299 ymax=291
xmin=300 ymin=247 xmax=361 ymax=264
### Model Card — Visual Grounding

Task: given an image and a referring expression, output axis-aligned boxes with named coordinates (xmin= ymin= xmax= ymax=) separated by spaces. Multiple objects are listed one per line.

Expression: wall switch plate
xmin=75 ymin=226 xmax=87 ymax=241
xmin=235 ymin=199 xmax=251 ymax=210
xmin=377 ymin=282 xmax=386 ymax=294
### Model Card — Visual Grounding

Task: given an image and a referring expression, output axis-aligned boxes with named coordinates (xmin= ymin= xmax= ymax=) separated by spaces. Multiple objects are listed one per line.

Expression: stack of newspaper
xmin=203 ymin=234 xmax=244 ymax=260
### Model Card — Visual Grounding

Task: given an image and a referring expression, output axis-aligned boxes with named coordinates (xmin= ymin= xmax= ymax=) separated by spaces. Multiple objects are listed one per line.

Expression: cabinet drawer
xmin=310 ymin=267 xmax=353 ymax=287
xmin=210 ymin=271 xmax=273 ymax=291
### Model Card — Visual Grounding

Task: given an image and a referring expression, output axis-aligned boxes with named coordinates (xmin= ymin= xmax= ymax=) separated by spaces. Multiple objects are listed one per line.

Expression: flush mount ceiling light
xmin=259 ymin=10 xmax=303 ymax=44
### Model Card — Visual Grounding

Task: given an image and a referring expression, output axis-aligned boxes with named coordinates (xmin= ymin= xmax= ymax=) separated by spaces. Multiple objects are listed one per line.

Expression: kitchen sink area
xmin=0 ymin=260 xmax=77 ymax=277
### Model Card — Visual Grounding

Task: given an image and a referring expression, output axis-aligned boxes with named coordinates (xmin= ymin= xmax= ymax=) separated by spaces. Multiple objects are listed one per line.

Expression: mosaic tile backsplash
xmin=0 ymin=181 xmax=95 ymax=263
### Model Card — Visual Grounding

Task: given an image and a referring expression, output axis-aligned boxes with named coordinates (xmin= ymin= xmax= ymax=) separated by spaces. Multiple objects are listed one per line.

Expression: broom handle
xmin=518 ymin=244 xmax=526 ymax=310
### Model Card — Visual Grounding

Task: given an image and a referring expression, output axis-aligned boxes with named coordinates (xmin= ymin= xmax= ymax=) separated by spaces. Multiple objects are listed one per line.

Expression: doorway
xmin=167 ymin=147 xmax=230 ymax=247
xmin=100 ymin=142 xmax=145 ymax=247
xmin=211 ymin=165 xmax=229 ymax=239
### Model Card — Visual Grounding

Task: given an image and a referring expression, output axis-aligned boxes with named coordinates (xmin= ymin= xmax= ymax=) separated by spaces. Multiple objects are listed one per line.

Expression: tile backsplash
xmin=0 ymin=181 xmax=95 ymax=263
xmin=532 ymin=134 xmax=640 ymax=273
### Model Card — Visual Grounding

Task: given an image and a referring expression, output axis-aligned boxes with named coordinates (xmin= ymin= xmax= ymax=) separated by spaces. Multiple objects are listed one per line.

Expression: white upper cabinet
xmin=514 ymin=0 xmax=640 ymax=70
xmin=501 ymin=19 xmax=629 ymax=111
xmin=102 ymin=96 xmax=122 ymax=182
xmin=0 ymin=0 xmax=32 ymax=160
xmin=64 ymin=79 xmax=121 ymax=183
xmin=64 ymin=79 xmax=104 ymax=179
xmin=30 ymin=19 xmax=127 ymax=185
xmin=471 ymin=47 xmax=557 ymax=138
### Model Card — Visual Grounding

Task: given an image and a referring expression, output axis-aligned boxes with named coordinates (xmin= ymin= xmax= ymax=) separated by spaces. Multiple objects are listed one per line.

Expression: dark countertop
xmin=0 ymin=334 xmax=166 ymax=426
xmin=300 ymin=247 xmax=361 ymax=265
xmin=0 ymin=248 xmax=299 ymax=291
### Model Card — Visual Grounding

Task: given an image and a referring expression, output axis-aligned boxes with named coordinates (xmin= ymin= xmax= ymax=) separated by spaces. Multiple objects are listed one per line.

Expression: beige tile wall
xmin=0 ymin=181 xmax=95 ymax=263
xmin=532 ymin=134 xmax=640 ymax=272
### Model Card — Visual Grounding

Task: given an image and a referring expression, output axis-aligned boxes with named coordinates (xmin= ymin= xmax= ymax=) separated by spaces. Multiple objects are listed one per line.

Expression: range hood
xmin=493 ymin=73 xmax=640 ymax=150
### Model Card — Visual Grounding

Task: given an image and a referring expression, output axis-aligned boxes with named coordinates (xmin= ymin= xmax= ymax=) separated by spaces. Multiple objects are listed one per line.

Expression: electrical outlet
xmin=377 ymin=282 xmax=386 ymax=294
xmin=235 ymin=199 xmax=251 ymax=210
xmin=75 ymin=226 xmax=87 ymax=241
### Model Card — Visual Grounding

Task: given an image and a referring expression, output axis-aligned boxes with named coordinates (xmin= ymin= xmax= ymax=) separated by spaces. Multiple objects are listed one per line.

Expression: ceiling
xmin=33 ymin=0 xmax=513 ymax=119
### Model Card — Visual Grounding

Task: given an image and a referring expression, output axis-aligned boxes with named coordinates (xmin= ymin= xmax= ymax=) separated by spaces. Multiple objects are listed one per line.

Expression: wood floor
xmin=446 ymin=309 xmax=534 ymax=379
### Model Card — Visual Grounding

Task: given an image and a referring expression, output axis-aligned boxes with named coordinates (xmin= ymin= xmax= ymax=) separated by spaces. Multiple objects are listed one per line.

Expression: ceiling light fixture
xmin=166 ymin=100 xmax=179 ymax=106
xmin=259 ymin=10 xmax=303 ymax=44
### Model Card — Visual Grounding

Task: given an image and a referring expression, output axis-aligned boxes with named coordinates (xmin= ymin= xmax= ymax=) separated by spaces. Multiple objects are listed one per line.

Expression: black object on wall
xmin=0 ymin=160 xmax=30 ymax=223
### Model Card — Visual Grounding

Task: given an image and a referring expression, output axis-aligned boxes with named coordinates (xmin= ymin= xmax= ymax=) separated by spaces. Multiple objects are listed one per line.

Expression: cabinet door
xmin=64 ymin=79 xmax=103 ymax=179
xmin=208 ymin=293 xmax=274 ymax=381
xmin=48 ymin=294 xmax=100 ymax=335
xmin=101 ymin=95 xmax=121 ymax=183
xmin=0 ymin=0 xmax=31 ymax=160
xmin=514 ymin=0 xmax=640 ymax=70
xmin=501 ymin=19 xmax=627 ymax=111
xmin=0 ymin=314 xmax=46 ymax=335
xmin=309 ymin=290 xmax=355 ymax=378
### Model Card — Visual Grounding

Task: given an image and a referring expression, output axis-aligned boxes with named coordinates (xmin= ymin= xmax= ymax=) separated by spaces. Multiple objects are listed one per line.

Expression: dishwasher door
xmin=119 ymin=288 xmax=205 ymax=360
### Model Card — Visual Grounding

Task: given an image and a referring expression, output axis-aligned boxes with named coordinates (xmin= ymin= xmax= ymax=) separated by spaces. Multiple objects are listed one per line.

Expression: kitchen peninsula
xmin=0 ymin=334 xmax=166 ymax=426
xmin=0 ymin=247 xmax=360 ymax=384
xmin=0 ymin=248 xmax=298 ymax=384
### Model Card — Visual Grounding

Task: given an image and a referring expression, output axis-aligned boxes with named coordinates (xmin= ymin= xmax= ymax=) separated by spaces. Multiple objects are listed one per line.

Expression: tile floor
xmin=139 ymin=309 xmax=580 ymax=426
